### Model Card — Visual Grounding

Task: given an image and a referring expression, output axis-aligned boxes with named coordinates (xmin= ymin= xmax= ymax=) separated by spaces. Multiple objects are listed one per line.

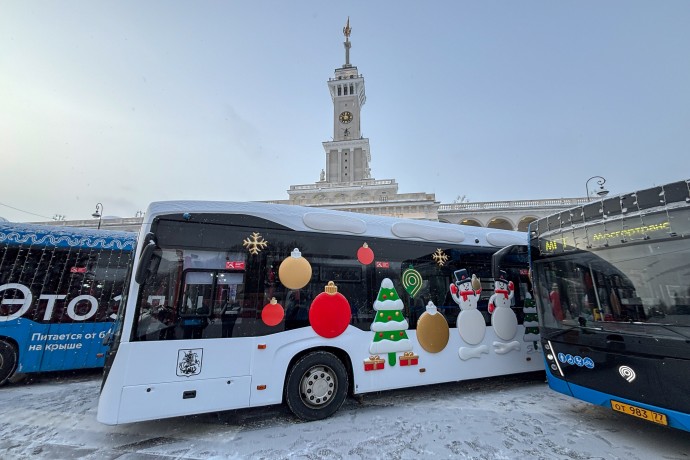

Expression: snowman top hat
xmin=454 ymin=269 xmax=471 ymax=285
xmin=495 ymin=270 xmax=509 ymax=286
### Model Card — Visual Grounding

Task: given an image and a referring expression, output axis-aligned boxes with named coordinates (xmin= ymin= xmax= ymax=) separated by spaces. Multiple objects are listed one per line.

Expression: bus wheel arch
xmin=0 ymin=338 xmax=19 ymax=386
xmin=284 ymin=349 xmax=351 ymax=421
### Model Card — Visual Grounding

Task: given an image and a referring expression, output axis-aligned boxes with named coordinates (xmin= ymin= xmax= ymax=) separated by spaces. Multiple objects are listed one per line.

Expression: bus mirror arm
xmin=135 ymin=240 xmax=157 ymax=285
xmin=101 ymin=328 xmax=113 ymax=346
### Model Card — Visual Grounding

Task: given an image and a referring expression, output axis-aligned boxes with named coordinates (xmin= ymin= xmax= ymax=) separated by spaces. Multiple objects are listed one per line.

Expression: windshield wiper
xmin=653 ymin=324 xmax=690 ymax=339
xmin=542 ymin=324 xmax=580 ymax=341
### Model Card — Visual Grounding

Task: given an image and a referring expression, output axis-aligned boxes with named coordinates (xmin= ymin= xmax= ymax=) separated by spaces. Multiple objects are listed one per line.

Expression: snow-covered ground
xmin=0 ymin=370 xmax=688 ymax=460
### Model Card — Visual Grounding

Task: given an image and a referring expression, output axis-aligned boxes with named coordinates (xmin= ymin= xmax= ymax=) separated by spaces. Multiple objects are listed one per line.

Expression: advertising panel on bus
xmin=0 ymin=222 xmax=136 ymax=385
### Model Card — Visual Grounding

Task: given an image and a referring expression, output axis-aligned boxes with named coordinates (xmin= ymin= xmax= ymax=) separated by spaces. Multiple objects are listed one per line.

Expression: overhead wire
xmin=0 ymin=201 xmax=54 ymax=220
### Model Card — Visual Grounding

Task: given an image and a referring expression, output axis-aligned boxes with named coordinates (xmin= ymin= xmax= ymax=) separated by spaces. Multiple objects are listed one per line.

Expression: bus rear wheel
xmin=285 ymin=351 xmax=348 ymax=421
xmin=0 ymin=340 xmax=18 ymax=386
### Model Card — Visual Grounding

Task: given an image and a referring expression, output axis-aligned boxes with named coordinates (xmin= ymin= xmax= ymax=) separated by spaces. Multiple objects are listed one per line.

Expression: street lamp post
xmin=585 ymin=176 xmax=609 ymax=200
xmin=92 ymin=203 xmax=103 ymax=230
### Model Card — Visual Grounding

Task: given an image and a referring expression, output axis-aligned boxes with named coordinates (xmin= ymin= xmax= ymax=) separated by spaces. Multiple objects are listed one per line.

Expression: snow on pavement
xmin=0 ymin=370 xmax=688 ymax=459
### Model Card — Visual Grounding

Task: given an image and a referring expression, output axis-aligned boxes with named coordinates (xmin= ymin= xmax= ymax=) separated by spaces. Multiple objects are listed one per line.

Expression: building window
xmin=337 ymin=86 xmax=341 ymax=96
xmin=344 ymin=86 xmax=348 ymax=95
xmin=350 ymin=84 xmax=354 ymax=94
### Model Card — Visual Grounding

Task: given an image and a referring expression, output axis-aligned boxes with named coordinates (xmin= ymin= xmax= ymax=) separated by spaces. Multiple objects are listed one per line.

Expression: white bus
xmin=97 ymin=201 xmax=543 ymax=424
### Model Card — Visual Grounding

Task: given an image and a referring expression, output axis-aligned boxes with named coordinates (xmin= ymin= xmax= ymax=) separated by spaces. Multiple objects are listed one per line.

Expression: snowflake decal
xmin=432 ymin=248 xmax=449 ymax=266
xmin=243 ymin=232 xmax=269 ymax=255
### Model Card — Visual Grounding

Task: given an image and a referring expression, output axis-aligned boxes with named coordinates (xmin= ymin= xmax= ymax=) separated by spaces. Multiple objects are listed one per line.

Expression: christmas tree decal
xmin=369 ymin=278 xmax=412 ymax=366
xmin=522 ymin=297 xmax=540 ymax=344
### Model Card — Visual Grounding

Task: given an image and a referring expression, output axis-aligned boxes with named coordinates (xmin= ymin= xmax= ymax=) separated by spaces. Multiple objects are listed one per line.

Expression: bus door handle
xmin=182 ymin=390 xmax=197 ymax=399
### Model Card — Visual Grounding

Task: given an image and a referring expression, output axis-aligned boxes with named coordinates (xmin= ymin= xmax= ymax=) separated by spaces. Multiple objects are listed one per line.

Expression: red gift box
xmin=363 ymin=355 xmax=385 ymax=371
xmin=399 ymin=351 xmax=419 ymax=366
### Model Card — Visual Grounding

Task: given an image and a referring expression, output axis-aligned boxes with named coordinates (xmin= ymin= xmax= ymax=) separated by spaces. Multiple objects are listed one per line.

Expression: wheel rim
xmin=299 ymin=364 xmax=337 ymax=409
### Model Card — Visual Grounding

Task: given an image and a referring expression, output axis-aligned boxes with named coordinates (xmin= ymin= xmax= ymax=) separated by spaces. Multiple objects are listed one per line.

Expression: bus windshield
xmin=532 ymin=237 xmax=690 ymax=338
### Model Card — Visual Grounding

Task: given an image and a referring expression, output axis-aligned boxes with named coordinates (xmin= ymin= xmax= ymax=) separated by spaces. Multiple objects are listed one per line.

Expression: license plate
xmin=611 ymin=400 xmax=668 ymax=426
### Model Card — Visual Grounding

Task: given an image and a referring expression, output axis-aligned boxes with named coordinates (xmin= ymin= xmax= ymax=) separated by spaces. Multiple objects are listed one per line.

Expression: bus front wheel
xmin=0 ymin=340 xmax=18 ymax=386
xmin=285 ymin=351 xmax=348 ymax=421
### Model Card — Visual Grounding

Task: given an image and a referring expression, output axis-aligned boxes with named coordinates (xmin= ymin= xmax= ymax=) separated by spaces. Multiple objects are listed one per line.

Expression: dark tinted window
xmin=132 ymin=218 xmax=529 ymax=341
xmin=0 ymin=244 xmax=132 ymax=323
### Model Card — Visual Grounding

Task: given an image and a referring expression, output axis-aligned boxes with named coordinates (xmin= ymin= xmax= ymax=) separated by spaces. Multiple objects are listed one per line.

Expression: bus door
xmin=115 ymin=248 xmax=253 ymax=423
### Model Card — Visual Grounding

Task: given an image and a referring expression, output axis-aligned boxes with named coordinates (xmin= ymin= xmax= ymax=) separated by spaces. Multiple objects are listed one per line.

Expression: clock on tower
xmin=339 ymin=111 xmax=353 ymax=124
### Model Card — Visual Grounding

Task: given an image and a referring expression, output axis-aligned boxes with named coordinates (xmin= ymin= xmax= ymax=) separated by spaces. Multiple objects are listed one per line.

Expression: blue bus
xmin=525 ymin=179 xmax=690 ymax=432
xmin=0 ymin=222 xmax=136 ymax=385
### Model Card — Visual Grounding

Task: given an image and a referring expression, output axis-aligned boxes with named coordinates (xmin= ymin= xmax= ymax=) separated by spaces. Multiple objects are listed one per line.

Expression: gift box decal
xmin=399 ymin=351 xmax=419 ymax=366
xmin=363 ymin=355 xmax=385 ymax=371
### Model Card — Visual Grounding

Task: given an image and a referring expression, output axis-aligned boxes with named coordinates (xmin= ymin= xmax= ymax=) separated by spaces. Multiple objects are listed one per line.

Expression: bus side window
xmin=218 ymin=281 xmax=244 ymax=338
xmin=179 ymin=272 xmax=214 ymax=339
xmin=284 ymin=290 xmax=310 ymax=329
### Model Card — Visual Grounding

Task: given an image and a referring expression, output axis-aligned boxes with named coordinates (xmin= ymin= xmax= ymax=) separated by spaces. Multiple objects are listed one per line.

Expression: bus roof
xmin=531 ymin=179 xmax=690 ymax=238
xmin=144 ymin=200 xmax=526 ymax=248
xmin=0 ymin=222 xmax=137 ymax=251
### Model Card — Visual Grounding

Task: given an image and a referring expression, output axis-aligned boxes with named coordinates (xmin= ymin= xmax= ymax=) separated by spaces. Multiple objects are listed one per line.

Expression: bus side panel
xmin=0 ymin=319 xmax=49 ymax=374
xmin=118 ymin=376 xmax=252 ymax=423
xmin=247 ymin=330 xmax=331 ymax=408
xmin=352 ymin=328 xmax=544 ymax=395
xmin=246 ymin=324 xmax=545 ymax=408
xmin=39 ymin=321 xmax=112 ymax=372
xmin=100 ymin=338 xmax=254 ymax=424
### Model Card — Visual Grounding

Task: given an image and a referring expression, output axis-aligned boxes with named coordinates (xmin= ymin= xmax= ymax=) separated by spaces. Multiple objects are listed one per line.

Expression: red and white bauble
xmin=357 ymin=243 xmax=374 ymax=265
xmin=309 ymin=281 xmax=351 ymax=338
xmin=261 ymin=297 xmax=284 ymax=327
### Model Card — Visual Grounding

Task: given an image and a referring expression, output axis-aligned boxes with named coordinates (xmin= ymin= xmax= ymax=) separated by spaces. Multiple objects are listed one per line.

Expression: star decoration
xmin=432 ymin=248 xmax=449 ymax=266
xmin=243 ymin=232 xmax=268 ymax=255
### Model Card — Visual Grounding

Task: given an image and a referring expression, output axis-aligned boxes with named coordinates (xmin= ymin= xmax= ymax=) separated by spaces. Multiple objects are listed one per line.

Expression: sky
xmin=1 ymin=1 xmax=689 ymax=222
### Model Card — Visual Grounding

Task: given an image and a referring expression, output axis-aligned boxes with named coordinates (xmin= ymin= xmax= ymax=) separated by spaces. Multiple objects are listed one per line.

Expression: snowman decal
xmin=450 ymin=269 xmax=489 ymax=360
xmin=488 ymin=270 xmax=520 ymax=354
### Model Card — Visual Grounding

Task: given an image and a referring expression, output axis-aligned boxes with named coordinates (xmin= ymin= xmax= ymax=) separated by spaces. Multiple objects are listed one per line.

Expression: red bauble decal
xmin=309 ymin=281 xmax=351 ymax=338
xmin=261 ymin=297 xmax=284 ymax=327
xmin=357 ymin=243 xmax=375 ymax=265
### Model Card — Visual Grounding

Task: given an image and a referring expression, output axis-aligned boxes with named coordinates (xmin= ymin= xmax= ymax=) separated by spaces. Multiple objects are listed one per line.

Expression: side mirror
xmin=135 ymin=240 xmax=157 ymax=285
xmin=492 ymin=245 xmax=518 ymax=279
xmin=101 ymin=327 xmax=113 ymax=346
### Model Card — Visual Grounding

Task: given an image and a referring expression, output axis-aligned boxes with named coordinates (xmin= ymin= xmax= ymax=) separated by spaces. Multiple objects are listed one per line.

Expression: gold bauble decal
xmin=416 ymin=301 xmax=450 ymax=353
xmin=278 ymin=248 xmax=312 ymax=290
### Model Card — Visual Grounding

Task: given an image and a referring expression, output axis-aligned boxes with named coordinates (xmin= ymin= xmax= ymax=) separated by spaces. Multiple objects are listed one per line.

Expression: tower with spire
xmin=284 ymin=18 xmax=439 ymax=220
xmin=323 ymin=17 xmax=370 ymax=182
